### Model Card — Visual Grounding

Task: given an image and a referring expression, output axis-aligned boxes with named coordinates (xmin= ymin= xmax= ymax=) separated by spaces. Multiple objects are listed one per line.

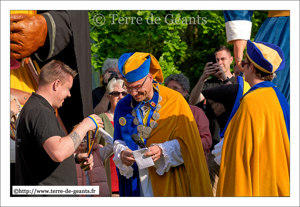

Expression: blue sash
xmin=219 ymin=76 xmax=244 ymax=138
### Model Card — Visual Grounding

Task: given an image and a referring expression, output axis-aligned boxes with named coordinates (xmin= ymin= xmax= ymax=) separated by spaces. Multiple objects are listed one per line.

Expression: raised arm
xmin=189 ymin=62 xmax=215 ymax=105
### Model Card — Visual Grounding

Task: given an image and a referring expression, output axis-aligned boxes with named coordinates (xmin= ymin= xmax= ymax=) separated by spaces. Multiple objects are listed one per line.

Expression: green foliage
xmin=89 ymin=10 xmax=267 ymax=89
xmin=251 ymin=11 xmax=268 ymax=41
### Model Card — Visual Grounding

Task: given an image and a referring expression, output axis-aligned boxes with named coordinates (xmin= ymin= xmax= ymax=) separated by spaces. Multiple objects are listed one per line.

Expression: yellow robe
xmin=217 ymin=87 xmax=290 ymax=196
xmin=147 ymin=85 xmax=213 ymax=196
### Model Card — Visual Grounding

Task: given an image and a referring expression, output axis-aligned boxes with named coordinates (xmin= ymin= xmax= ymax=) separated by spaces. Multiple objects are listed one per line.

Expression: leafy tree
xmin=89 ymin=10 xmax=268 ymax=89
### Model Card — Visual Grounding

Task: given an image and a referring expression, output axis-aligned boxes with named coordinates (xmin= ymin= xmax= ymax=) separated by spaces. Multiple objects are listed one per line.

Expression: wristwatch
xmin=75 ymin=153 xmax=80 ymax=164
xmin=223 ymin=77 xmax=231 ymax=84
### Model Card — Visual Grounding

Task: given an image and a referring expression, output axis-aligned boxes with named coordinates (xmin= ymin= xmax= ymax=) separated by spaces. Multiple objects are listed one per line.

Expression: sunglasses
xmin=109 ymin=91 xmax=128 ymax=97
xmin=242 ymin=60 xmax=250 ymax=67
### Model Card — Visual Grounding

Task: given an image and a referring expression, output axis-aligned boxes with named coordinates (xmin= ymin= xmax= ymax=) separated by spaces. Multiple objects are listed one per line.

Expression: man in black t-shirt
xmin=15 ymin=60 xmax=103 ymax=187
xmin=189 ymin=45 xmax=235 ymax=196
xmin=10 ymin=11 xmax=93 ymax=134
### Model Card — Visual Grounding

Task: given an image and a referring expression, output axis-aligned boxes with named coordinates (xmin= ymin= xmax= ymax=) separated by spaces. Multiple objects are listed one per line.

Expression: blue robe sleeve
xmin=113 ymin=104 xmax=123 ymax=142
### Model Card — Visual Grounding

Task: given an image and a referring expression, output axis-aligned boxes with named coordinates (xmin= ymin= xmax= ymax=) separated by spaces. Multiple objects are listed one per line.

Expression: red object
xmin=110 ymin=121 xmax=119 ymax=192
xmin=10 ymin=59 xmax=20 ymax=70
xmin=109 ymin=156 xmax=119 ymax=192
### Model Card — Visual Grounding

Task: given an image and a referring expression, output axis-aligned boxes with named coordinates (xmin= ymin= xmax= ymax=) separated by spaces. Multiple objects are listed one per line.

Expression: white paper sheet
xmin=132 ymin=148 xmax=154 ymax=169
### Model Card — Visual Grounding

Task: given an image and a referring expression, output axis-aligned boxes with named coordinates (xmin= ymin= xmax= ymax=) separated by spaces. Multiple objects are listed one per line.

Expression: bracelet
xmin=223 ymin=77 xmax=231 ymax=84
xmin=74 ymin=153 xmax=80 ymax=164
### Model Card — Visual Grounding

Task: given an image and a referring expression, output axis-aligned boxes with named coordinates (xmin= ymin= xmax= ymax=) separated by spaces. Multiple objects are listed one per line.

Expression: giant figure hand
xmin=10 ymin=14 xmax=48 ymax=59
xmin=233 ymin=39 xmax=247 ymax=72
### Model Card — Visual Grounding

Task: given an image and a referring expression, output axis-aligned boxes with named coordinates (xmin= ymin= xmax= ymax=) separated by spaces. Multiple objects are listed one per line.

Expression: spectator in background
xmin=92 ymin=58 xmax=122 ymax=115
xmin=75 ymin=127 xmax=113 ymax=197
xmin=10 ymin=95 xmax=21 ymax=196
xmin=189 ymin=45 xmax=235 ymax=196
xmin=164 ymin=73 xmax=212 ymax=169
xmin=97 ymin=78 xmax=127 ymax=196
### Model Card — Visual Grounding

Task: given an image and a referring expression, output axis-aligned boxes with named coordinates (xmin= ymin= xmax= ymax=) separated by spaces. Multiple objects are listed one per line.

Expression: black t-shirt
xmin=15 ymin=93 xmax=77 ymax=185
xmin=196 ymin=76 xmax=236 ymax=149
xmin=31 ymin=11 xmax=93 ymax=134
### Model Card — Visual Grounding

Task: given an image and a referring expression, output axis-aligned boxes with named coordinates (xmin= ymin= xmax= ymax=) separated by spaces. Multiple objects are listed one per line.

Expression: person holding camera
xmin=189 ymin=46 xmax=235 ymax=106
xmin=189 ymin=45 xmax=235 ymax=196
xmin=92 ymin=58 xmax=123 ymax=115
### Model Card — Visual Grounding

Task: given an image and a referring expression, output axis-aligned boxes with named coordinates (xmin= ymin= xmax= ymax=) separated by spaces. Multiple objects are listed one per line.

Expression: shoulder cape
xmin=217 ymin=82 xmax=290 ymax=196
xmin=114 ymin=85 xmax=213 ymax=196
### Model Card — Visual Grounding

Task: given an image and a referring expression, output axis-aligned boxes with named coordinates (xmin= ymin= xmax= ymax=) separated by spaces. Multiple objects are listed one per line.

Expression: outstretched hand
xmin=84 ymin=114 xmax=104 ymax=131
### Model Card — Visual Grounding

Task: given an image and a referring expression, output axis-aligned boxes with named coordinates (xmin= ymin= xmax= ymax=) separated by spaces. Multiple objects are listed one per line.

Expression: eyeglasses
xmin=124 ymin=74 xmax=148 ymax=92
xmin=109 ymin=91 xmax=128 ymax=97
xmin=168 ymin=86 xmax=183 ymax=91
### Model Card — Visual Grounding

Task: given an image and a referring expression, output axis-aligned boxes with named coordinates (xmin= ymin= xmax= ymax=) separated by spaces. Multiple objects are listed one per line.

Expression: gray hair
xmin=106 ymin=78 xmax=125 ymax=94
xmin=164 ymin=73 xmax=190 ymax=92
xmin=101 ymin=58 xmax=119 ymax=74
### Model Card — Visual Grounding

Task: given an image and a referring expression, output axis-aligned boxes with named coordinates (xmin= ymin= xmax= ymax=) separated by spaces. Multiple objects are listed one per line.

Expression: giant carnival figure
xmin=223 ymin=10 xmax=290 ymax=104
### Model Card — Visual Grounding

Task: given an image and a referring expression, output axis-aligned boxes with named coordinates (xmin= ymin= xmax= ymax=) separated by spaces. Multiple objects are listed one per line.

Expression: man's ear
xmin=250 ymin=63 xmax=255 ymax=74
xmin=230 ymin=55 xmax=233 ymax=64
xmin=148 ymin=73 xmax=153 ymax=82
xmin=53 ymin=79 xmax=60 ymax=91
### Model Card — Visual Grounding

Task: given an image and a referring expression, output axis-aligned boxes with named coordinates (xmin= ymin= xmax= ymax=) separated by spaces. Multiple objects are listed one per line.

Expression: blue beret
xmin=246 ymin=40 xmax=285 ymax=74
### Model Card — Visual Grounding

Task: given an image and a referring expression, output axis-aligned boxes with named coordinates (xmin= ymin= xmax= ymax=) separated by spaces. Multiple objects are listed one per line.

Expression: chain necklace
xmin=132 ymin=95 xmax=162 ymax=140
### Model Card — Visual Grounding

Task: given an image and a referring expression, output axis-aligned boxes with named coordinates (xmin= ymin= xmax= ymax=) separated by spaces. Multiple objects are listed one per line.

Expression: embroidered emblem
xmin=119 ymin=117 xmax=126 ymax=126
xmin=150 ymin=101 xmax=156 ymax=108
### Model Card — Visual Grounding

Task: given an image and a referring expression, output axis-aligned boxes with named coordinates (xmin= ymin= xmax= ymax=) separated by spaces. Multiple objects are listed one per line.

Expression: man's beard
xmin=133 ymin=90 xmax=148 ymax=102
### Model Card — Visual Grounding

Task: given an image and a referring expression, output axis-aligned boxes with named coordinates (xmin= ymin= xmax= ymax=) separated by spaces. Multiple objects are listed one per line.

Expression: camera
xmin=102 ymin=71 xmax=120 ymax=86
xmin=207 ymin=54 xmax=216 ymax=65
xmin=107 ymin=71 xmax=120 ymax=82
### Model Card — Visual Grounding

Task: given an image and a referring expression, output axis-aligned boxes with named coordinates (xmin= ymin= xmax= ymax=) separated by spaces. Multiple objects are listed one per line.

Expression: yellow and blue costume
xmin=224 ymin=10 xmax=290 ymax=104
xmin=217 ymin=40 xmax=290 ymax=196
xmin=114 ymin=52 xmax=213 ymax=196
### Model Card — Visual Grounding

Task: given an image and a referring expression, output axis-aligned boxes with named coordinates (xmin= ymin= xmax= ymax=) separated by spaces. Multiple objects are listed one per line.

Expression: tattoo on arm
xmin=69 ymin=131 xmax=81 ymax=150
